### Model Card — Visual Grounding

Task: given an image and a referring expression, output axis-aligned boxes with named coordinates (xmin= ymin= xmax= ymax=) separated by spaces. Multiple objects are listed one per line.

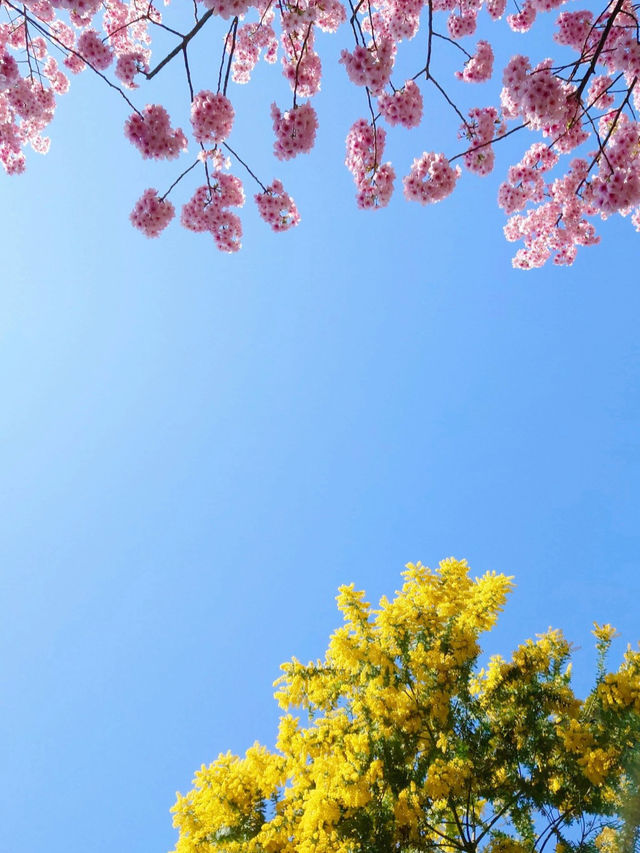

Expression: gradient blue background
xmin=1 ymin=7 xmax=639 ymax=852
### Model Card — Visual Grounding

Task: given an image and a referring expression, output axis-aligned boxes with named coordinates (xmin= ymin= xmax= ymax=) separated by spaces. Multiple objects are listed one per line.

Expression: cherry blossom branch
xmin=22 ymin=10 xmax=35 ymax=82
xmin=429 ymin=75 xmax=470 ymax=128
xmin=433 ymin=31 xmax=473 ymax=59
xmin=347 ymin=0 xmax=367 ymax=46
xmin=183 ymin=47 xmax=194 ymax=101
xmin=585 ymin=77 xmax=637 ymax=176
xmin=222 ymin=16 xmax=239 ymax=97
xmin=572 ymin=0 xmax=626 ymax=101
xmin=222 ymin=141 xmax=268 ymax=192
xmin=217 ymin=17 xmax=238 ymax=94
xmin=449 ymin=121 xmax=529 ymax=163
xmin=145 ymin=8 xmax=214 ymax=80
xmin=160 ymin=157 xmax=200 ymax=201
xmin=584 ymin=108 xmax=615 ymax=174
xmin=5 ymin=0 xmax=142 ymax=114
xmin=292 ymin=23 xmax=313 ymax=107
xmin=426 ymin=0 xmax=434 ymax=78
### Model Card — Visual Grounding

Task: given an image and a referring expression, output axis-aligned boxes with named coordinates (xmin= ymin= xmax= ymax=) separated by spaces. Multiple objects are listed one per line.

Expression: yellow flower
xmin=578 ymin=747 xmax=617 ymax=786
xmin=593 ymin=623 xmax=620 ymax=643
xmin=595 ymin=826 xmax=619 ymax=853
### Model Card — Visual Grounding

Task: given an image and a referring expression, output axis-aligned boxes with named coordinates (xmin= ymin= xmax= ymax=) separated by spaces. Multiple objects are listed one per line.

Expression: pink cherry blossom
xmin=255 ymin=180 xmax=301 ymax=231
xmin=460 ymin=107 xmax=503 ymax=175
xmin=125 ymin=105 xmax=187 ymax=160
xmin=77 ymin=30 xmax=114 ymax=71
xmin=456 ymin=41 xmax=494 ymax=83
xmin=191 ymin=91 xmax=234 ymax=144
xmin=403 ymin=152 xmax=461 ymax=204
xmin=340 ymin=38 xmax=396 ymax=95
xmin=181 ymin=173 xmax=245 ymax=252
xmin=345 ymin=118 xmax=395 ymax=209
xmin=271 ymin=102 xmax=318 ymax=160
xmin=130 ymin=188 xmax=175 ymax=237
xmin=377 ymin=80 xmax=423 ymax=128
xmin=201 ymin=0 xmax=251 ymax=19
xmin=1 ymin=0 xmax=639 ymax=266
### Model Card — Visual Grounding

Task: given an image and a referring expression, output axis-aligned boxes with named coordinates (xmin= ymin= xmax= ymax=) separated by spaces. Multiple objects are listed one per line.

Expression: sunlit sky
xmin=1 ymin=4 xmax=639 ymax=853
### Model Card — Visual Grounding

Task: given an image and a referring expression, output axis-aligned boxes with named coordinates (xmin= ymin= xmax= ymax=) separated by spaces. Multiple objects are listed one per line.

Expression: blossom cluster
xmin=377 ymin=80 xmax=423 ymax=128
xmin=181 ymin=173 xmax=245 ymax=252
xmin=2 ymin=0 xmax=640 ymax=264
xmin=129 ymin=188 xmax=175 ymax=238
xmin=255 ymin=180 xmax=301 ymax=232
xmin=403 ymin=152 xmax=461 ymax=204
xmin=124 ymin=104 xmax=187 ymax=159
xmin=190 ymin=91 xmax=234 ymax=144
xmin=460 ymin=106 xmax=504 ymax=176
xmin=271 ymin=102 xmax=318 ymax=161
xmin=345 ymin=119 xmax=395 ymax=209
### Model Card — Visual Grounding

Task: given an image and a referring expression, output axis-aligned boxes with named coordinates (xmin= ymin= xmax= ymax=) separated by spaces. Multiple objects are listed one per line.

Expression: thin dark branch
xmin=429 ymin=74 xmax=470 ymax=127
xmin=573 ymin=0 xmax=626 ymax=102
xmin=5 ymin=0 xmax=142 ymax=114
xmin=160 ymin=158 xmax=200 ymax=201
xmin=433 ymin=31 xmax=472 ymax=59
xmin=222 ymin=141 xmax=268 ymax=192
xmin=222 ymin=16 xmax=239 ymax=96
xmin=145 ymin=8 xmax=214 ymax=80
xmin=449 ymin=122 xmax=529 ymax=163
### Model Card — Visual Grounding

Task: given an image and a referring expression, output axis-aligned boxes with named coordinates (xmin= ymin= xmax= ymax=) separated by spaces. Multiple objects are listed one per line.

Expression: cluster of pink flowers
xmin=280 ymin=20 xmax=322 ymax=98
xmin=456 ymin=40 xmax=494 ymax=83
xmin=130 ymin=188 xmax=175 ymax=238
xmin=0 ymin=50 xmax=19 ymax=91
xmin=554 ymin=9 xmax=594 ymax=50
xmin=1 ymin=70 xmax=56 ymax=174
xmin=460 ymin=106 xmax=503 ymax=175
xmin=255 ymin=180 xmax=300 ymax=231
xmin=584 ymin=114 xmax=640 ymax=217
xmin=498 ymin=141 xmax=558 ymax=215
xmin=370 ymin=0 xmax=423 ymax=41
xmin=54 ymin=0 xmax=102 ymax=21
xmin=2 ymin=0 xmax=640 ymax=265
xmin=114 ymin=50 xmax=150 ymax=88
xmin=282 ymin=46 xmax=322 ymax=99
xmin=403 ymin=152 xmax=461 ymax=204
xmin=200 ymin=0 xmax=251 ymax=21
xmin=181 ymin=173 xmax=245 ymax=252
xmin=124 ymin=104 xmax=187 ymax=160
xmin=377 ymin=80 xmax=423 ymax=128
xmin=504 ymin=158 xmax=599 ymax=268
xmin=190 ymin=91 xmax=234 ymax=144
xmin=445 ymin=0 xmax=483 ymax=39
xmin=76 ymin=29 xmax=114 ymax=71
xmin=345 ymin=118 xmax=395 ymax=209
xmin=485 ymin=0 xmax=508 ymax=20
xmin=502 ymin=56 xmax=570 ymax=130
xmin=271 ymin=102 xmax=318 ymax=160
xmin=340 ymin=38 xmax=396 ymax=95
xmin=587 ymin=75 xmax=614 ymax=110
xmin=230 ymin=19 xmax=278 ymax=84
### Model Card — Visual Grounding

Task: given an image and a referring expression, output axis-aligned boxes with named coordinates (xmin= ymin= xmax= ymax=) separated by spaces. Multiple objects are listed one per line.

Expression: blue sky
xmin=1 ymin=6 xmax=640 ymax=853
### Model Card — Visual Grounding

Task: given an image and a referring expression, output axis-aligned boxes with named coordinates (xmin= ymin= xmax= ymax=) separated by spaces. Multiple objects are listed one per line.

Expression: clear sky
xmin=1 ymin=7 xmax=639 ymax=853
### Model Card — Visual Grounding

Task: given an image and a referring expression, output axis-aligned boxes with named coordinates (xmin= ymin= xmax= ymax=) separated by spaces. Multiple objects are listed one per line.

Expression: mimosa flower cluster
xmin=171 ymin=558 xmax=640 ymax=853
xmin=1 ymin=0 xmax=640 ymax=265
